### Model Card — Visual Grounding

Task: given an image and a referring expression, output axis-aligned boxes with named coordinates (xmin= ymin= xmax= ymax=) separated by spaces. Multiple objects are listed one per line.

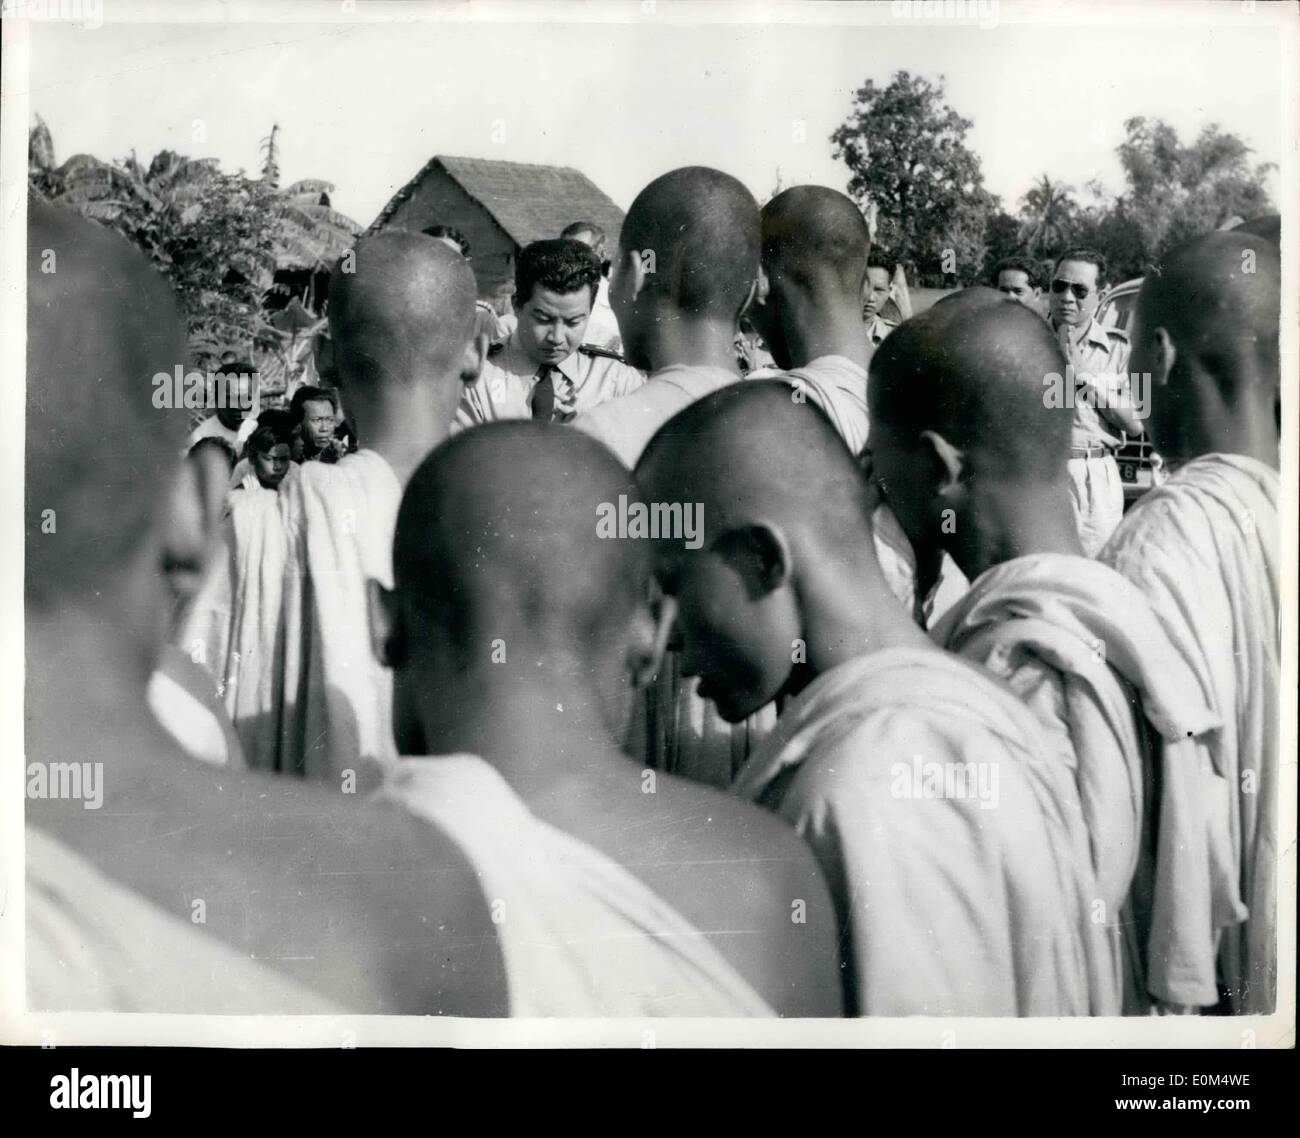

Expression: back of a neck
xmin=645 ymin=312 xmax=742 ymax=376
xmin=1167 ymin=381 xmax=1279 ymax=472
xmin=347 ymin=390 xmax=450 ymax=485
xmin=414 ymin=667 xmax=621 ymax=798
xmin=796 ymin=556 xmax=932 ymax=686
xmin=954 ymin=482 xmax=1084 ymax=580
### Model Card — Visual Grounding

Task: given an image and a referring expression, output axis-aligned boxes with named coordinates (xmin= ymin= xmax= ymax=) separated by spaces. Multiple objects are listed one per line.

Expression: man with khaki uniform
xmin=1048 ymin=248 xmax=1141 ymax=555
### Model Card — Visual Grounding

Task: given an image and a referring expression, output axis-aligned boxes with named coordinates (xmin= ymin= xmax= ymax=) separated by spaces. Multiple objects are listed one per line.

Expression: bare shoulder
xmin=652 ymin=768 xmax=820 ymax=864
xmin=226 ymin=775 xmax=510 ymax=1014
xmin=32 ymin=754 xmax=508 ymax=1016
xmin=539 ymin=763 xmax=843 ymax=1016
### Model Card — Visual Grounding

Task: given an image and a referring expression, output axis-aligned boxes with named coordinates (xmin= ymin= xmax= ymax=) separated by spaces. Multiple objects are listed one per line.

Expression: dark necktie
xmin=531 ymin=365 xmax=556 ymax=421
xmin=532 ymin=364 xmax=577 ymax=423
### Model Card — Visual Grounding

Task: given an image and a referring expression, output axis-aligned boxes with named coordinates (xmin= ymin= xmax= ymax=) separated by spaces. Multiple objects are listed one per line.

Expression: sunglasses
xmin=1051 ymin=280 xmax=1092 ymax=300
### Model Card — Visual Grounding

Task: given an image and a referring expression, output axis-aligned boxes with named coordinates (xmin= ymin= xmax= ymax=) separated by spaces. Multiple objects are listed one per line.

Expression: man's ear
xmin=1151 ymin=327 xmax=1176 ymax=387
xmin=856 ymin=448 xmax=885 ymax=513
xmin=617 ymin=247 xmax=650 ymax=304
xmin=754 ymin=265 xmax=771 ymax=307
xmin=857 ymin=445 xmax=874 ymax=480
xmin=737 ymin=276 xmax=759 ymax=322
xmin=919 ymin=429 xmax=966 ymax=497
xmin=717 ymin=521 xmax=792 ymax=598
xmin=366 ymin=579 xmax=404 ymax=669
xmin=460 ymin=330 xmax=489 ymax=386
xmin=630 ymin=589 xmax=676 ymax=690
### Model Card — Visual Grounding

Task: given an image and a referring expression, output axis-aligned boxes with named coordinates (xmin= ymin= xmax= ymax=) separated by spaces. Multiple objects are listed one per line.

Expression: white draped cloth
xmin=1101 ymin=453 xmax=1279 ymax=1013
xmin=931 ymin=552 xmax=1228 ymax=1010
xmin=375 ymin=755 xmax=774 ymax=1017
xmin=179 ymin=451 xmax=401 ymax=782
xmin=25 ymin=827 xmax=342 ymax=1013
xmin=734 ymin=646 xmax=1112 ymax=1016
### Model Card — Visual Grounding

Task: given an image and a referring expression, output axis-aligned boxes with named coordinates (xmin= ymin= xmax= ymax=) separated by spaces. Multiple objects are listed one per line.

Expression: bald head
xmin=752 ymin=185 xmax=872 ymax=369
xmin=1138 ymin=230 xmax=1280 ymax=387
xmin=27 ymin=198 xmax=189 ymax=606
xmin=393 ymin=423 xmax=651 ymax=659
xmin=1134 ymin=230 xmax=1280 ymax=461
xmin=635 ymin=382 xmax=881 ymax=721
xmin=869 ymin=287 xmax=1073 ymax=480
xmin=1232 ymin=214 xmax=1280 ymax=246
xmin=761 ymin=186 xmax=870 ymax=294
xmin=329 ymin=231 xmax=478 ymax=395
xmin=618 ymin=166 xmax=759 ymax=319
xmin=637 ymin=381 xmax=872 ymax=556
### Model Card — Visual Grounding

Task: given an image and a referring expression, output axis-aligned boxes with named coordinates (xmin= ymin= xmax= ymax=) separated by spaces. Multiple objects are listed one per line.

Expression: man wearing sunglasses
xmin=1048 ymin=248 xmax=1141 ymax=555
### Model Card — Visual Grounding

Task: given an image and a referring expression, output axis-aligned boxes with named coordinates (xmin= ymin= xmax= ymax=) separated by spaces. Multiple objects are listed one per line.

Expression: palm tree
xmin=33 ymin=114 xmax=215 ymax=220
xmin=255 ymin=122 xmax=361 ymax=291
xmin=1018 ymin=175 xmax=1078 ymax=260
xmin=29 ymin=119 xmax=359 ymax=382
xmin=260 ymin=123 xmax=282 ymax=187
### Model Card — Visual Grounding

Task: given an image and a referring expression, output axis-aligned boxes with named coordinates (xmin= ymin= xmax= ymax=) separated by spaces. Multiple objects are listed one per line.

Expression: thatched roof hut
xmin=366 ymin=155 xmax=625 ymax=298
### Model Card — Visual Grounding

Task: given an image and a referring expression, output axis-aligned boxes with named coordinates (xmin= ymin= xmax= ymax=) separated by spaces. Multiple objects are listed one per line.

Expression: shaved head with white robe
xmin=1103 ymin=455 xmax=1279 ymax=1012
xmin=1101 ymin=230 xmax=1282 ymax=1014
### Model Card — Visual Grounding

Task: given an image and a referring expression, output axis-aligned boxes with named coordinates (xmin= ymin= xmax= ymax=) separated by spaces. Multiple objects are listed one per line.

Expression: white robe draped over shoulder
xmin=374 ymin=756 xmax=774 ymax=1017
xmin=25 ymin=827 xmax=342 ymax=1014
xmin=1101 ymin=454 xmax=1279 ymax=1013
xmin=931 ymin=552 xmax=1228 ymax=1011
xmin=733 ymin=646 xmax=1110 ymax=1016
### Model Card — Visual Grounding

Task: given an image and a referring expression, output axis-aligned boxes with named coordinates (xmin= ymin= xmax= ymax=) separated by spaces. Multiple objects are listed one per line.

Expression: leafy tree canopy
xmin=29 ymin=116 xmax=359 ymax=375
xmin=831 ymin=71 xmax=997 ymax=287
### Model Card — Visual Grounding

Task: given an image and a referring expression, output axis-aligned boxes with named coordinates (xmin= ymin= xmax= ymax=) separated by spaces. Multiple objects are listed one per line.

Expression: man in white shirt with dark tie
xmin=455 ymin=239 xmax=643 ymax=429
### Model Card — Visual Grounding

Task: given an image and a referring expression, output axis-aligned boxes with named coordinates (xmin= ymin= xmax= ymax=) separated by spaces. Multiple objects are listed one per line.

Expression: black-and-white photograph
xmin=1 ymin=0 xmax=1294 ymax=1072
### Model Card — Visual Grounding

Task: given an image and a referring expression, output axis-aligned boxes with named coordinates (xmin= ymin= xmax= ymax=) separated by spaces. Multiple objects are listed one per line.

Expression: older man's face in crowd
xmin=862 ymin=267 xmax=891 ymax=319
xmin=216 ymin=371 xmax=255 ymax=430
xmin=1049 ymin=259 xmax=1102 ymax=329
xmin=997 ymin=269 xmax=1041 ymax=310
xmin=301 ymin=399 xmax=337 ymax=447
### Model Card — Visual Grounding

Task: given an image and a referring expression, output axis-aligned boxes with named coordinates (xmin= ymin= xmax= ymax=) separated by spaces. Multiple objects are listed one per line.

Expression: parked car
xmin=1115 ymin=433 xmax=1164 ymax=506
xmin=1097 ymin=276 xmax=1142 ymax=334
xmin=1096 ymin=277 xmax=1162 ymax=507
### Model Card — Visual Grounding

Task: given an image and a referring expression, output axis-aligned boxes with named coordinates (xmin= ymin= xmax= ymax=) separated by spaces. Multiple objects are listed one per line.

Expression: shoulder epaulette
xmin=1105 ymin=326 xmax=1129 ymax=342
xmin=578 ymin=344 xmax=627 ymax=363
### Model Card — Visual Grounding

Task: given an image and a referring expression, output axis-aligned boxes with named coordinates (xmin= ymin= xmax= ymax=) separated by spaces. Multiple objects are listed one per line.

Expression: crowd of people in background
xmin=25 ymin=162 xmax=1281 ymax=1020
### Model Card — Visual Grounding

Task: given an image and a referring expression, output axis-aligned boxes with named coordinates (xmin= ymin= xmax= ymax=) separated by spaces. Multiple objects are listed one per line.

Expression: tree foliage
xmin=979 ymin=209 xmax=1026 ymax=284
xmin=831 ymin=77 xmax=1276 ymax=292
xmin=1105 ymin=117 xmax=1275 ymax=278
xmin=1018 ymin=176 xmax=1078 ymax=261
xmin=831 ymin=72 xmax=997 ymax=287
xmin=1014 ymin=119 xmax=1274 ymax=283
xmin=29 ymin=119 xmax=362 ymax=374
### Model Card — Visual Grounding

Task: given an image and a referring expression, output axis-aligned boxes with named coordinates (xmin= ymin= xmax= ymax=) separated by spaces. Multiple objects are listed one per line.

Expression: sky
xmin=19 ymin=0 xmax=1292 ymax=230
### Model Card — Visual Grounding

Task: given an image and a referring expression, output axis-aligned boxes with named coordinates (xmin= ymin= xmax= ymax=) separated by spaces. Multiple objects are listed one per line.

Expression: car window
xmin=1097 ymin=285 xmax=1139 ymax=334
